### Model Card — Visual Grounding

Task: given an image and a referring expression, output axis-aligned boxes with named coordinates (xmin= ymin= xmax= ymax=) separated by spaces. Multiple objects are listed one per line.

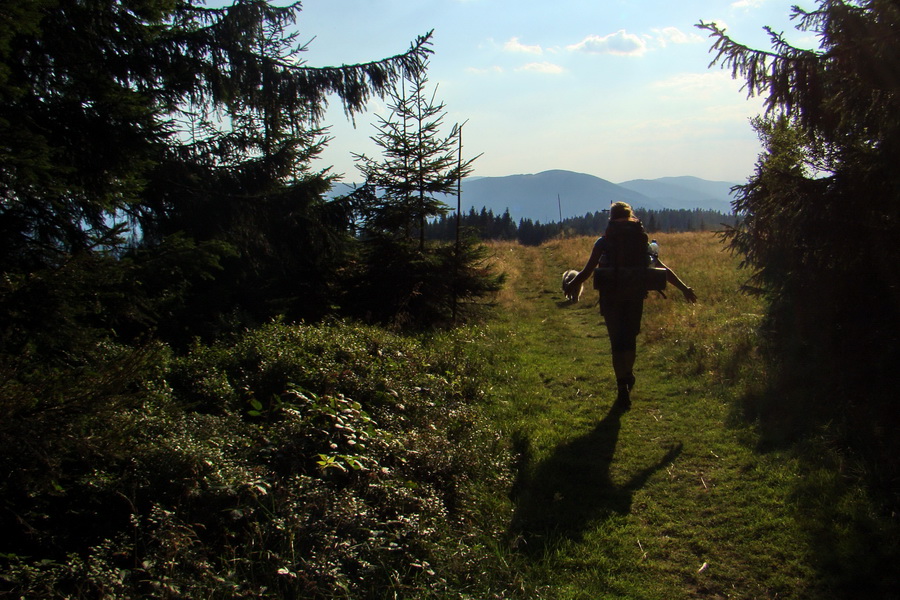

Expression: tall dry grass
xmin=489 ymin=232 xmax=765 ymax=385
xmin=641 ymin=232 xmax=762 ymax=381
xmin=482 ymin=241 xmax=547 ymax=312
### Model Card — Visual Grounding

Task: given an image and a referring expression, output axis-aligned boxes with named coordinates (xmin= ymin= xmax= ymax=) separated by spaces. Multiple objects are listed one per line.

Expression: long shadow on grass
xmin=509 ymin=403 xmax=682 ymax=556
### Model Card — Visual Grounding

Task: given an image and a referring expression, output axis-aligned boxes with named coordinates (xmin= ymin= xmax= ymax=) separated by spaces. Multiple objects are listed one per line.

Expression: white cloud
xmin=652 ymin=71 xmax=736 ymax=94
xmin=503 ymin=37 xmax=543 ymax=55
xmin=653 ymin=26 xmax=704 ymax=46
xmin=649 ymin=71 xmax=767 ymax=118
xmin=515 ymin=61 xmax=565 ymax=74
xmin=731 ymin=0 xmax=764 ymax=9
xmin=567 ymin=30 xmax=647 ymax=56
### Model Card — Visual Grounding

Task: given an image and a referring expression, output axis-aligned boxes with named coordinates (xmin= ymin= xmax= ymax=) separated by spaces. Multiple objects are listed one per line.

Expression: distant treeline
xmin=427 ymin=207 xmax=740 ymax=245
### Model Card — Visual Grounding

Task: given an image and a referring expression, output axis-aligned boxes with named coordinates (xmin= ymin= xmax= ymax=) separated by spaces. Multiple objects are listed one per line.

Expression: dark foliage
xmin=340 ymin=235 xmax=504 ymax=328
xmin=0 ymin=235 xmax=231 ymax=358
xmin=699 ymin=0 xmax=900 ymax=529
xmin=0 ymin=321 xmax=513 ymax=598
xmin=0 ymin=0 xmax=435 ymax=346
xmin=0 ymin=4 xmax=512 ymax=596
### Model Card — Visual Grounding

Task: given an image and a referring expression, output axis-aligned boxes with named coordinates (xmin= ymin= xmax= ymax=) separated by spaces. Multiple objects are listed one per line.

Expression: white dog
xmin=562 ymin=269 xmax=582 ymax=302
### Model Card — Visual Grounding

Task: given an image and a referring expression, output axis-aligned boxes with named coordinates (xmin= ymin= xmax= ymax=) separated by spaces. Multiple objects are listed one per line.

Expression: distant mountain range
xmin=329 ymin=169 xmax=739 ymax=223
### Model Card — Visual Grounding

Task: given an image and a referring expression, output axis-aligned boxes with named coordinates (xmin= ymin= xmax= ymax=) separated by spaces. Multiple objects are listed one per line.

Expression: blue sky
xmin=296 ymin=0 xmax=817 ymax=184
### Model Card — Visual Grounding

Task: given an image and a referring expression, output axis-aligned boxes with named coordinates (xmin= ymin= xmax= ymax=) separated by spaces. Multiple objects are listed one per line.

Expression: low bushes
xmin=0 ymin=320 xmax=512 ymax=598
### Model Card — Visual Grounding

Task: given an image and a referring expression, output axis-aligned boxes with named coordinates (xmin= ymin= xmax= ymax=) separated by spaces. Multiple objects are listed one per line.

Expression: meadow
xmin=465 ymin=231 xmax=896 ymax=599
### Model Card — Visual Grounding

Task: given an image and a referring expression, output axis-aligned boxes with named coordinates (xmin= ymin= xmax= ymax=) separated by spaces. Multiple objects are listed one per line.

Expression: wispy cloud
xmin=503 ymin=37 xmax=543 ymax=55
xmin=649 ymin=71 xmax=767 ymax=113
xmin=466 ymin=65 xmax=504 ymax=75
xmin=652 ymin=26 xmax=704 ymax=46
xmin=567 ymin=30 xmax=648 ymax=56
xmin=731 ymin=0 xmax=765 ymax=9
xmin=652 ymin=71 xmax=738 ymax=94
xmin=516 ymin=61 xmax=566 ymax=74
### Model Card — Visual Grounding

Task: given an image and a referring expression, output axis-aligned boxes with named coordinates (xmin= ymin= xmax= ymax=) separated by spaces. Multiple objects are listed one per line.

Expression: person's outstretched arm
xmin=658 ymin=259 xmax=697 ymax=303
xmin=565 ymin=240 xmax=604 ymax=296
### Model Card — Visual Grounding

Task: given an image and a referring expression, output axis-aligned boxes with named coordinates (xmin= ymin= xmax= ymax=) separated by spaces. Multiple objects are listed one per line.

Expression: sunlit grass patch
xmin=537 ymin=232 xmax=765 ymax=385
xmin=484 ymin=240 xmax=543 ymax=311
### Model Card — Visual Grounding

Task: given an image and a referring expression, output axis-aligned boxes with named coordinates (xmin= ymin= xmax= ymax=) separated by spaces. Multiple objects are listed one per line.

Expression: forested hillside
xmin=427 ymin=206 xmax=738 ymax=245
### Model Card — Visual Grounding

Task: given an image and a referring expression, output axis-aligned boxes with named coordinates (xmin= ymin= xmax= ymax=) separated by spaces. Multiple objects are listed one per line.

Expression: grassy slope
xmin=475 ymin=233 xmax=820 ymax=600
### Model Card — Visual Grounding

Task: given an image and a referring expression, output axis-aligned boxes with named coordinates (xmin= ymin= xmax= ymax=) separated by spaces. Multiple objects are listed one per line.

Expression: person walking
xmin=564 ymin=202 xmax=697 ymax=408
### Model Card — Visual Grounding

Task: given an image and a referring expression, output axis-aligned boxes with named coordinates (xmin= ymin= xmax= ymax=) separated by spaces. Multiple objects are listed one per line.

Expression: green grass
xmin=469 ymin=234 xmax=825 ymax=599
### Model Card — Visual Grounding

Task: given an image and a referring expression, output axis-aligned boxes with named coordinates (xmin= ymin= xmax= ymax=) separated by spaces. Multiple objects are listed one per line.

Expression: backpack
xmin=593 ymin=219 xmax=667 ymax=294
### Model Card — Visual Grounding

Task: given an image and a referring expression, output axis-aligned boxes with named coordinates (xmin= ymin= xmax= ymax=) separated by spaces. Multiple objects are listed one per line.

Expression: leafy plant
xmin=0 ymin=320 xmax=513 ymax=598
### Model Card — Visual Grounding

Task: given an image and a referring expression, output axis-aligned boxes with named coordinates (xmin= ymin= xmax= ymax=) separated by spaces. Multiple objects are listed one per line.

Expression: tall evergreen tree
xmin=0 ymin=0 xmax=433 ymax=340
xmin=353 ymin=64 xmax=475 ymax=251
xmin=345 ymin=67 xmax=501 ymax=325
xmin=698 ymin=0 xmax=900 ymax=503
xmin=699 ymin=0 xmax=899 ymax=356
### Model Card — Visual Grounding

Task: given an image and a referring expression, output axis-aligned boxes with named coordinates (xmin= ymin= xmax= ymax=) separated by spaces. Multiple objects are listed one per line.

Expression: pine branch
xmin=289 ymin=30 xmax=434 ymax=119
xmin=696 ymin=20 xmax=824 ymax=122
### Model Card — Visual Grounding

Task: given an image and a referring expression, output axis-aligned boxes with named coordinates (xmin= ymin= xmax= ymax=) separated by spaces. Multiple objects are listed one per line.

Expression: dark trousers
xmin=600 ymin=294 xmax=644 ymax=352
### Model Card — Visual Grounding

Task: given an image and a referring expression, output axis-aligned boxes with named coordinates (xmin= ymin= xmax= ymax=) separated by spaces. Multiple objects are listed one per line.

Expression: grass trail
xmin=478 ymin=234 xmax=819 ymax=600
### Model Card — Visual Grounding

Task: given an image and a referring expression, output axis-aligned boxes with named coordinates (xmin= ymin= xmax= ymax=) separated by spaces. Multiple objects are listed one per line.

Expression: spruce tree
xmin=346 ymin=66 xmax=501 ymax=325
xmin=699 ymin=1 xmax=900 ymax=316
xmin=353 ymin=64 xmax=475 ymax=251
xmin=0 ymin=0 xmax=433 ymax=339
xmin=698 ymin=0 xmax=900 ymax=506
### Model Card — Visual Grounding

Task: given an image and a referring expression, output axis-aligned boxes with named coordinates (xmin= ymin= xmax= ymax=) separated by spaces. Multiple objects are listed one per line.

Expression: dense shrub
xmin=340 ymin=236 xmax=505 ymax=328
xmin=0 ymin=321 xmax=512 ymax=598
